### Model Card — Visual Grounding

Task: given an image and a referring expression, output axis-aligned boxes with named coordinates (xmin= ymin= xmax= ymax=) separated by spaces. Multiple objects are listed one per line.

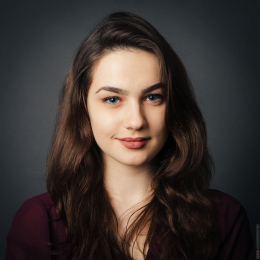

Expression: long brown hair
xmin=46 ymin=12 xmax=220 ymax=260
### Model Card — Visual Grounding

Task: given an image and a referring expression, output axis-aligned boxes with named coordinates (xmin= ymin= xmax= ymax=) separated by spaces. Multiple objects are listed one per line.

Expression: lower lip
xmin=118 ymin=139 xmax=150 ymax=149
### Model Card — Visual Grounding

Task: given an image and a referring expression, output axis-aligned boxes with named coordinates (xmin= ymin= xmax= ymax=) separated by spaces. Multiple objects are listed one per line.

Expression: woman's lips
xmin=118 ymin=138 xmax=150 ymax=149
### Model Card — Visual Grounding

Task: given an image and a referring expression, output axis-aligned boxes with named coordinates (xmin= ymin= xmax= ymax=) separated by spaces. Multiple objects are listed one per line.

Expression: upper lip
xmin=118 ymin=137 xmax=151 ymax=142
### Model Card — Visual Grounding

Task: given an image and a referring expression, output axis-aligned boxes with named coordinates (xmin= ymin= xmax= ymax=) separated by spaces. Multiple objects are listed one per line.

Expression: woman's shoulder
xmin=6 ymin=192 xmax=57 ymax=259
xmin=208 ymin=188 xmax=247 ymax=219
xmin=208 ymin=188 xmax=248 ymax=231
xmin=208 ymin=189 xmax=254 ymax=259
xmin=209 ymin=188 xmax=242 ymax=209
xmin=21 ymin=191 xmax=54 ymax=210
xmin=6 ymin=192 xmax=69 ymax=259
xmin=7 ymin=192 xmax=57 ymax=240
xmin=209 ymin=188 xmax=241 ymax=202
xmin=12 ymin=192 xmax=57 ymax=224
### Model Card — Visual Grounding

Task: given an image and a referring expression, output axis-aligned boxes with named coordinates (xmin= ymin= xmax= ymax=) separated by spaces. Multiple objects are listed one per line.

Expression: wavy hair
xmin=46 ymin=12 xmax=220 ymax=260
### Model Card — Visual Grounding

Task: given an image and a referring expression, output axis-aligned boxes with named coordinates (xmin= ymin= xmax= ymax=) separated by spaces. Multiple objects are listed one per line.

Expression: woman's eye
xmin=102 ymin=96 xmax=121 ymax=104
xmin=146 ymin=94 xmax=163 ymax=102
xmin=102 ymin=94 xmax=163 ymax=105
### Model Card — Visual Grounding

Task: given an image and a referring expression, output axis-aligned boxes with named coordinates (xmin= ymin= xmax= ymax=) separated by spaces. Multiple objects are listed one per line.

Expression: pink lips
xmin=118 ymin=137 xmax=150 ymax=149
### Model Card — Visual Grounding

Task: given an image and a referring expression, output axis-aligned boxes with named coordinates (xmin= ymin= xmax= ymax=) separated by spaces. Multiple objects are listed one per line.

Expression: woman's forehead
xmin=88 ymin=49 xmax=161 ymax=94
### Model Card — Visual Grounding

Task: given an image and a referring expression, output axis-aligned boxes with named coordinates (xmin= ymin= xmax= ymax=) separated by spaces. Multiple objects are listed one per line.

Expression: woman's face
xmin=87 ymin=49 xmax=169 ymax=168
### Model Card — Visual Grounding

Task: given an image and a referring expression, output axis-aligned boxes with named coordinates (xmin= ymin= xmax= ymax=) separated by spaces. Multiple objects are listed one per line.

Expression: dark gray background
xmin=1 ymin=0 xmax=259 ymax=258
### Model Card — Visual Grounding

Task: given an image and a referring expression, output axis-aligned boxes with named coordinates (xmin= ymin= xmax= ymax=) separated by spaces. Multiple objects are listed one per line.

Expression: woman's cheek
xmin=95 ymin=110 xmax=118 ymax=134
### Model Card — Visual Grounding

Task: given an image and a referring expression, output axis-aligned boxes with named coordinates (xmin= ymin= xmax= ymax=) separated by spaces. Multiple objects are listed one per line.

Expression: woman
xmin=6 ymin=12 xmax=253 ymax=260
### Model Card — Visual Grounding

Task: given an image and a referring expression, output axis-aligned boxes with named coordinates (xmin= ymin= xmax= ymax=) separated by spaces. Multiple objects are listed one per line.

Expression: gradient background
xmin=1 ymin=0 xmax=259 ymax=258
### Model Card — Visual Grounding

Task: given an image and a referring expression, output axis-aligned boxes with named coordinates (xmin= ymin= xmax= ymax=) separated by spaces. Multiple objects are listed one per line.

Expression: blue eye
xmin=108 ymin=97 xmax=118 ymax=104
xmin=102 ymin=94 xmax=163 ymax=105
xmin=102 ymin=96 xmax=120 ymax=104
xmin=146 ymin=94 xmax=163 ymax=102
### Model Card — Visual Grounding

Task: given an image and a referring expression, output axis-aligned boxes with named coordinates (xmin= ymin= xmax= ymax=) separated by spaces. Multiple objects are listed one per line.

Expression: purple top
xmin=5 ymin=189 xmax=254 ymax=259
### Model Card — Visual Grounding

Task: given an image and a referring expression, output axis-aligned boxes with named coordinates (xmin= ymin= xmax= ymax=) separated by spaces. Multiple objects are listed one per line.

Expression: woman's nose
xmin=125 ymin=101 xmax=147 ymax=130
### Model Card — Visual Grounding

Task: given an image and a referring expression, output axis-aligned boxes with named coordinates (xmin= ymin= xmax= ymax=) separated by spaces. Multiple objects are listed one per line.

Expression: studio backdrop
xmin=1 ymin=1 xmax=259 ymax=258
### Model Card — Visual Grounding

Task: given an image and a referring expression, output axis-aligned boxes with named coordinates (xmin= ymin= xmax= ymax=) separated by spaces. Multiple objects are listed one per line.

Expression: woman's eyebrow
xmin=95 ymin=82 xmax=163 ymax=95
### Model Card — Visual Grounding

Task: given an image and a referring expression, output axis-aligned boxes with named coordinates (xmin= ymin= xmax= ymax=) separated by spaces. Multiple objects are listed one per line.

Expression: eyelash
xmin=101 ymin=94 xmax=164 ymax=105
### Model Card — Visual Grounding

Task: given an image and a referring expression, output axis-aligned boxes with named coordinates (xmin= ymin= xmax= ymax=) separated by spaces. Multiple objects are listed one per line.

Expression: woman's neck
xmin=103 ymin=156 xmax=155 ymax=259
xmin=103 ymin=158 xmax=155 ymax=219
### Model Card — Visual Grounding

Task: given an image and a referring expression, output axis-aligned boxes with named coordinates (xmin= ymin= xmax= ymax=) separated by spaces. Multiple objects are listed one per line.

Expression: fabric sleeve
xmin=5 ymin=197 xmax=53 ymax=260
xmin=215 ymin=204 xmax=254 ymax=260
